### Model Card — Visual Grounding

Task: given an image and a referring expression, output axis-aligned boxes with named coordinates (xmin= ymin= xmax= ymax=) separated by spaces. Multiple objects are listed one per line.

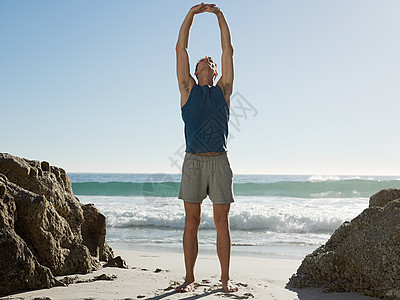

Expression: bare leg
xmin=213 ymin=203 xmax=238 ymax=293
xmin=176 ymin=201 xmax=201 ymax=292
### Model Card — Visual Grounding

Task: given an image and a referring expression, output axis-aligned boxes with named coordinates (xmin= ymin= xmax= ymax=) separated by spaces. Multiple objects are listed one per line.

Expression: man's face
xmin=196 ymin=58 xmax=217 ymax=78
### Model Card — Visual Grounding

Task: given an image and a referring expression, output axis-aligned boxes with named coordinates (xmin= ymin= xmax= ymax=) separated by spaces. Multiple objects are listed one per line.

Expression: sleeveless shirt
xmin=181 ymin=84 xmax=229 ymax=153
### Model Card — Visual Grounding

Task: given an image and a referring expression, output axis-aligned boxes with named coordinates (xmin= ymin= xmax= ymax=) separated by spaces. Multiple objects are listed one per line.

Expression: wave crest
xmin=72 ymin=179 xmax=400 ymax=198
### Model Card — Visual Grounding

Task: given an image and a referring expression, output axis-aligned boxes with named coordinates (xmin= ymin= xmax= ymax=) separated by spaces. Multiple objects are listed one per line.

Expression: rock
xmin=0 ymin=153 xmax=115 ymax=296
xmin=0 ymin=229 xmax=60 ymax=295
xmin=386 ymin=290 xmax=400 ymax=299
xmin=0 ymin=155 xmax=30 ymax=185
xmin=0 ymin=191 xmax=16 ymax=231
xmin=61 ymin=273 xmax=116 ymax=285
xmin=102 ymin=240 xmax=115 ymax=263
xmin=61 ymin=275 xmax=80 ymax=285
xmin=0 ymin=183 xmax=6 ymax=197
xmin=94 ymin=273 xmax=117 ymax=281
xmin=369 ymin=188 xmax=400 ymax=208
xmin=81 ymin=203 xmax=114 ymax=261
xmin=104 ymin=256 xmax=128 ymax=269
xmin=0 ymin=173 xmax=8 ymax=183
xmin=41 ymin=161 xmax=50 ymax=172
xmin=29 ymin=167 xmax=38 ymax=177
xmin=289 ymin=190 xmax=400 ymax=299
xmin=52 ymin=168 xmax=60 ymax=180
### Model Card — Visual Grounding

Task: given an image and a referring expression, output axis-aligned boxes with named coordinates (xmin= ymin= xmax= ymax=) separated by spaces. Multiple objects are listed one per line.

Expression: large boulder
xmin=0 ymin=153 xmax=114 ymax=296
xmin=289 ymin=188 xmax=400 ymax=299
xmin=0 ymin=229 xmax=60 ymax=295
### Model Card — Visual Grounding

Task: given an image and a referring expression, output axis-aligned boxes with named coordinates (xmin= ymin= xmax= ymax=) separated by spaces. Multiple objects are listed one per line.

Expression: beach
xmin=2 ymin=0 xmax=400 ymax=297
xmin=2 ymin=172 xmax=396 ymax=299
xmin=4 ymin=248 xmax=379 ymax=300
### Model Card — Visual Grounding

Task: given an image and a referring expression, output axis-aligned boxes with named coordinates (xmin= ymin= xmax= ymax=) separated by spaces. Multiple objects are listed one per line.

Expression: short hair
xmin=195 ymin=56 xmax=218 ymax=73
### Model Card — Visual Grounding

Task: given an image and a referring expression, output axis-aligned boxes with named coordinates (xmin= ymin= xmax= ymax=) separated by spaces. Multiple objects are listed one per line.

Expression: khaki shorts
xmin=178 ymin=152 xmax=234 ymax=204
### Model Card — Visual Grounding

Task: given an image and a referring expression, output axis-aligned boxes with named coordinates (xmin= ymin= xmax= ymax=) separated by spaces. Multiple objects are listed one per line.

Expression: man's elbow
xmin=223 ymin=45 xmax=234 ymax=55
xmin=175 ymin=43 xmax=187 ymax=52
xmin=223 ymin=45 xmax=234 ymax=56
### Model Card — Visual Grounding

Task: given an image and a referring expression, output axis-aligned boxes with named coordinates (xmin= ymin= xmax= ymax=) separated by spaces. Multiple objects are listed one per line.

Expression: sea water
xmin=69 ymin=173 xmax=400 ymax=259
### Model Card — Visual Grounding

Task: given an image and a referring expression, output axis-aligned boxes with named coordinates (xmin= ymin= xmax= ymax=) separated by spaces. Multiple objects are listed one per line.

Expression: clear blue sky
xmin=1 ymin=0 xmax=399 ymax=175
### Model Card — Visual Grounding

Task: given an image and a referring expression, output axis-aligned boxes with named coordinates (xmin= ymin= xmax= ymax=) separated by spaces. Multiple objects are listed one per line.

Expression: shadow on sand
xmin=144 ymin=286 xmax=252 ymax=300
xmin=285 ymin=283 xmax=380 ymax=300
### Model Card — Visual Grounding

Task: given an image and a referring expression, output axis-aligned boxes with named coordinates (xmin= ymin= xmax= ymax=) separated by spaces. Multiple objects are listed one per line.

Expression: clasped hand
xmin=190 ymin=2 xmax=221 ymax=15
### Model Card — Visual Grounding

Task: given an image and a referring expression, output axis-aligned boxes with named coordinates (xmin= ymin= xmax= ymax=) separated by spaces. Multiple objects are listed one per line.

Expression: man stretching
xmin=175 ymin=3 xmax=237 ymax=293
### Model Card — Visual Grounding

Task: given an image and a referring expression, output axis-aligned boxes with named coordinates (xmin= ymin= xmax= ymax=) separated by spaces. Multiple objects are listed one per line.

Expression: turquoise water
xmin=72 ymin=178 xmax=400 ymax=198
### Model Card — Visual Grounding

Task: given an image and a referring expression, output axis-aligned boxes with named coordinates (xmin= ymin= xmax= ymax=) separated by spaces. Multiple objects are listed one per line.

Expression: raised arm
xmin=207 ymin=6 xmax=234 ymax=103
xmin=176 ymin=3 xmax=212 ymax=107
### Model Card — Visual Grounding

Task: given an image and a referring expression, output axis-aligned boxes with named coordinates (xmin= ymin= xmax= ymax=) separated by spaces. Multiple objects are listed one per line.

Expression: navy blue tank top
xmin=181 ymin=84 xmax=229 ymax=153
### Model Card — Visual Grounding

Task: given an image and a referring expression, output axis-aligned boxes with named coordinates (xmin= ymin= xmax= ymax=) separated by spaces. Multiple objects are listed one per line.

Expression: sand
xmin=2 ymin=249 xmax=379 ymax=300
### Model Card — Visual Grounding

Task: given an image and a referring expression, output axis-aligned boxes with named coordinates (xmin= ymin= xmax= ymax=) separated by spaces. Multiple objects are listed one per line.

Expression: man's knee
xmin=184 ymin=202 xmax=201 ymax=231
xmin=214 ymin=215 xmax=229 ymax=232
xmin=185 ymin=214 xmax=201 ymax=231
xmin=213 ymin=203 xmax=230 ymax=231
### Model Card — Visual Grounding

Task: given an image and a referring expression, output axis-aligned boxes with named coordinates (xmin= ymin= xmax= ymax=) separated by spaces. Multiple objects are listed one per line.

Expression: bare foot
xmin=175 ymin=280 xmax=195 ymax=292
xmin=222 ymin=280 xmax=238 ymax=293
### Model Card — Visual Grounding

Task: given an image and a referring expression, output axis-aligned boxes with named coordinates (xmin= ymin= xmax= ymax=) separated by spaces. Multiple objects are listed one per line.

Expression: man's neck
xmin=197 ymin=77 xmax=214 ymax=86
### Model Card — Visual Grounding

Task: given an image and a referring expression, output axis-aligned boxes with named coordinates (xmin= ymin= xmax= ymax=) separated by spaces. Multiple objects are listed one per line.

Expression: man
xmin=175 ymin=3 xmax=237 ymax=293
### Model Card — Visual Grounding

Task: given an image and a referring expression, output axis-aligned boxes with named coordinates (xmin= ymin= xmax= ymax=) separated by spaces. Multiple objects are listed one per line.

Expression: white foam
xmin=308 ymin=175 xmax=363 ymax=182
xmin=79 ymin=195 xmax=367 ymax=234
xmin=76 ymin=194 xmax=370 ymax=257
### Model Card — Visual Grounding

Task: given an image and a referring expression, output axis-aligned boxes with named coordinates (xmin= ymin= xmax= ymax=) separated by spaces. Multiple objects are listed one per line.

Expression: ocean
xmin=69 ymin=173 xmax=400 ymax=259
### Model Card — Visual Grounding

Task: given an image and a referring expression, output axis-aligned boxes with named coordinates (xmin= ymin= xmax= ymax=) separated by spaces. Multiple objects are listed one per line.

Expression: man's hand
xmin=189 ymin=3 xmax=217 ymax=15
xmin=204 ymin=4 xmax=221 ymax=15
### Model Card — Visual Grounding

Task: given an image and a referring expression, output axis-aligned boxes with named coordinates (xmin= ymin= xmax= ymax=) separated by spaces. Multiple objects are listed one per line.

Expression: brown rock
xmin=0 ymin=154 xmax=82 ymax=237
xmin=0 ymin=155 xmax=30 ymax=186
xmin=81 ymin=203 xmax=114 ymax=261
xmin=0 ymin=229 xmax=60 ymax=295
xmin=0 ymin=193 xmax=15 ymax=229
xmin=41 ymin=161 xmax=50 ymax=172
xmin=94 ymin=273 xmax=117 ymax=281
xmin=52 ymin=168 xmax=60 ymax=179
xmin=29 ymin=167 xmax=38 ymax=177
xmin=369 ymin=188 xmax=400 ymax=208
xmin=0 ymin=153 xmax=115 ymax=295
xmin=104 ymin=256 xmax=127 ymax=269
xmin=0 ymin=183 xmax=6 ymax=197
xmin=289 ymin=193 xmax=400 ymax=299
xmin=0 ymin=173 xmax=8 ymax=183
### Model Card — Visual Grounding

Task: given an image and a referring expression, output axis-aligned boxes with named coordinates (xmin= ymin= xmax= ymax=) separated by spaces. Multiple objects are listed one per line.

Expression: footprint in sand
xmin=163 ymin=280 xmax=180 ymax=291
xmin=217 ymin=292 xmax=255 ymax=299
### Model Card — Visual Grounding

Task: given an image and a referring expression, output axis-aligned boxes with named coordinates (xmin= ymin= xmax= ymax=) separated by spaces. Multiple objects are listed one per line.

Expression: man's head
xmin=194 ymin=56 xmax=218 ymax=83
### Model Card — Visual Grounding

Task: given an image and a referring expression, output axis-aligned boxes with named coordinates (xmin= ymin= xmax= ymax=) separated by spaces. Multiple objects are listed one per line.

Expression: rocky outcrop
xmin=0 ymin=229 xmax=59 ymax=295
xmin=289 ymin=188 xmax=400 ymax=299
xmin=369 ymin=188 xmax=400 ymax=208
xmin=0 ymin=153 xmax=114 ymax=295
